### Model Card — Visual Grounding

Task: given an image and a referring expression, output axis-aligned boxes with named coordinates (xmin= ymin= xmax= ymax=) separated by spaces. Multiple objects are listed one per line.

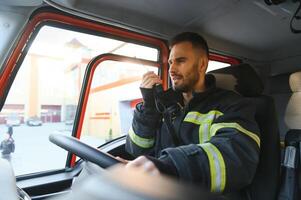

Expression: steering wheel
xmin=49 ymin=134 xmax=120 ymax=168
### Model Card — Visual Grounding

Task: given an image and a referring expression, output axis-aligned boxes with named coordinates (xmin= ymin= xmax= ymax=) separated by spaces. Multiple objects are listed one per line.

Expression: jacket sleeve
xmin=125 ymin=88 xmax=162 ymax=157
xmin=157 ymin=97 xmax=260 ymax=193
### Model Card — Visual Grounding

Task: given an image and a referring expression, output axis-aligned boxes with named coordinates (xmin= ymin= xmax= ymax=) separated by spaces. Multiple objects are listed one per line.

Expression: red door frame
xmin=209 ymin=53 xmax=240 ymax=65
xmin=70 ymin=54 xmax=160 ymax=166
xmin=0 ymin=9 xmax=240 ymax=168
xmin=0 ymin=10 xmax=168 ymax=168
xmin=0 ymin=11 xmax=169 ymax=101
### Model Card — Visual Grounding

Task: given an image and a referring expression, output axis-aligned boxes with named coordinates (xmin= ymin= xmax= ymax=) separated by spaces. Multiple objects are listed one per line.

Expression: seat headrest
xmin=285 ymin=71 xmax=301 ymax=129
xmin=208 ymin=63 xmax=263 ymax=97
xmin=289 ymin=71 xmax=301 ymax=92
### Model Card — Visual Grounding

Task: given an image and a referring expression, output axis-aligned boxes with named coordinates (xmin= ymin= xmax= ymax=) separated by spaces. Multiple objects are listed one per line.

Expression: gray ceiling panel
xmin=47 ymin=0 xmax=301 ymax=60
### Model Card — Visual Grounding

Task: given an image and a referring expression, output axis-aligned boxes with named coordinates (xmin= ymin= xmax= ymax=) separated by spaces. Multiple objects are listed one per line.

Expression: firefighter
xmin=124 ymin=32 xmax=260 ymax=197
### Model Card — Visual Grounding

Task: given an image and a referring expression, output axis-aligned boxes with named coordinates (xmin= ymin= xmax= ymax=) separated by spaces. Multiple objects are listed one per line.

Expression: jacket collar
xmin=172 ymin=74 xmax=217 ymax=108
xmin=192 ymin=74 xmax=216 ymax=98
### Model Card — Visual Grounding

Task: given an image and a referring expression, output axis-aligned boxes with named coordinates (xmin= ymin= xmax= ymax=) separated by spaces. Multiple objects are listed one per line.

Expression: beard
xmin=172 ymin=62 xmax=200 ymax=93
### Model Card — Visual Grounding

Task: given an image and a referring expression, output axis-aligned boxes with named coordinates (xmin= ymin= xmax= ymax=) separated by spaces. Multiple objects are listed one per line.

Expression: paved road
xmin=0 ymin=123 xmax=104 ymax=176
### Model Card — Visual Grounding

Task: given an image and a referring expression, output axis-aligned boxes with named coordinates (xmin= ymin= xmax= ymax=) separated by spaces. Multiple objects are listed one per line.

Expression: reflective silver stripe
xmin=199 ymin=122 xmax=210 ymax=143
xmin=199 ymin=143 xmax=226 ymax=193
xmin=210 ymin=122 xmax=260 ymax=147
xmin=128 ymin=127 xmax=155 ymax=148
xmin=184 ymin=111 xmax=223 ymax=125
xmin=184 ymin=111 xmax=203 ymax=125
xmin=184 ymin=111 xmax=223 ymax=144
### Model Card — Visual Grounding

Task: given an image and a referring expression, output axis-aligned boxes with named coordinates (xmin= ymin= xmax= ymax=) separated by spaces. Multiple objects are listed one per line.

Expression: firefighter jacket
xmin=125 ymin=75 xmax=260 ymax=194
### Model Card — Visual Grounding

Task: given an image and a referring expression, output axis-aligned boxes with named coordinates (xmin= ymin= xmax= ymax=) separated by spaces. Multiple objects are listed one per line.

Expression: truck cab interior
xmin=0 ymin=0 xmax=301 ymax=199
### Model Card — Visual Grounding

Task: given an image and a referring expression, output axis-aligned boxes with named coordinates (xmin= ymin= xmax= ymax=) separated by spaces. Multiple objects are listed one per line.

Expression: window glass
xmin=0 ymin=25 xmax=158 ymax=176
xmin=81 ymin=61 xmax=157 ymax=147
xmin=207 ymin=60 xmax=230 ymax=72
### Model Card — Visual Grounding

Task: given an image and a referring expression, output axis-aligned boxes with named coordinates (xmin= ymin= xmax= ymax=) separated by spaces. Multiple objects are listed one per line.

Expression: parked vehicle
xmin=26 ymin=117 xmax=42 ymax=126
xmin=5 ymin=114 xmax=21 ymax=126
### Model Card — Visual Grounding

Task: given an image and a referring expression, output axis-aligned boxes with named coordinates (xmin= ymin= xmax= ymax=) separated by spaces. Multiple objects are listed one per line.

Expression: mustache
xmin=170 ymin=72 xmax=182 ymax=78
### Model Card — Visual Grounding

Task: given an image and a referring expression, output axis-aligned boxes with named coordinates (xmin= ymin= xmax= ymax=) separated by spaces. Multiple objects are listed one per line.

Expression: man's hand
xmin=116 ymin=156 xmax=160 ymax=176
xmin=140 ymin=71 xmax=162 ymax=89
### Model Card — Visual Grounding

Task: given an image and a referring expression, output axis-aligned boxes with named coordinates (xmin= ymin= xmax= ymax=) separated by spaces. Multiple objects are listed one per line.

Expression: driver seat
xmin=209 ymin=63 xmax=280 ymax=200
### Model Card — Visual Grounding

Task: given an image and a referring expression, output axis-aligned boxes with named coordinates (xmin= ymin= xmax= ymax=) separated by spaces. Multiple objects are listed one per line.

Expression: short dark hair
xmin=169 ymin=32 xmax=209 ymax=58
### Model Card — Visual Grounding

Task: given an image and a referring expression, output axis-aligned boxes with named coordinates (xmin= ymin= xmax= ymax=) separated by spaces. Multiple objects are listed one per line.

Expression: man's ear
xmin=198 ymin=55 xmax=208 ymax=73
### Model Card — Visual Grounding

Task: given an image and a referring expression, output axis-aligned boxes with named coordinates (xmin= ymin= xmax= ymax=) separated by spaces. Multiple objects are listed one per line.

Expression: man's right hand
xmin=140 ymin=71 xmax=162 ymax=89
xmin=117 ymin=156 xmax=160 ymax=176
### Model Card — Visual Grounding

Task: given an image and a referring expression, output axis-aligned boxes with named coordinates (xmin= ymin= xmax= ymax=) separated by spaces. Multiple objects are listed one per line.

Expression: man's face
xmin=168 ymin=41 xmax=205 ymax=93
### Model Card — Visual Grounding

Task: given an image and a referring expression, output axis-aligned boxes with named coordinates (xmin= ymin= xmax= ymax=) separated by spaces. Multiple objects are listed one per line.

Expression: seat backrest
xmin=266 ymin=74 xmax=292 ymax=139
xmin=209 ymin=63 xmax=280 ymax=200
xmin=275 ymin=72 xmax=301 ymax=200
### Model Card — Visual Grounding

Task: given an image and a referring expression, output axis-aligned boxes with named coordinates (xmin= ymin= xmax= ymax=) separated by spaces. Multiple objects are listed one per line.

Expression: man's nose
xmin=169 ymin=62 xmax=176 ymax=74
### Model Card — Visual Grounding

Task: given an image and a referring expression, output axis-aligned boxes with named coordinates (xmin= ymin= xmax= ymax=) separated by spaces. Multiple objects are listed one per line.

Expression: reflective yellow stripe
xmin=184 ymin=110 xmax=223 ymax=125
xmin=210 ymin=122 xmax=260 ymax=147
xmin=199 ymin=124 xmax=205 ymax=143
xmin=128 ymin=127 xmax=155 ymax=148
xmin=184 ymin=111 xmax=223 ymax=143
xmin=184 ymin=111 xmax=202 ymax=124
xmin=199 ymin=143 xmax=226 ymax=193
